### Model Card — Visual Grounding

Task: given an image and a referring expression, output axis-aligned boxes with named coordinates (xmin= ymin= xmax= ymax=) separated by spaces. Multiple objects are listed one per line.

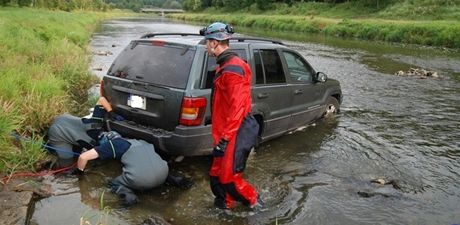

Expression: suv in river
xmin=101 ymin=33 xmax=342 ymax=156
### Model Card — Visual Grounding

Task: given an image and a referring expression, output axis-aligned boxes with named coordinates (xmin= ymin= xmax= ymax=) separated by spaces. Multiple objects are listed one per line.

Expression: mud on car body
xmin=101 ymin=33 xmax=342 ymax=156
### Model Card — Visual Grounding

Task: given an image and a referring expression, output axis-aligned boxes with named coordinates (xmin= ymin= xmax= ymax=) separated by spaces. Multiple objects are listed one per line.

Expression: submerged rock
xmin=139 ymin=214 xmax=171 ymax=225
xmin=93 ymin=50 xmax=113 ymax=56
xmin=357 ymin=177 xmax=404 ymax=199
xmin=370 ymin=177 xmax=401 ymax=190
xmin=394 ymin=68 xmax=440 ymax=78
xmin=357 ymin=191 xmax=391 ymax=198
xmin=0 ymin=179 xmax=35 ymax=225
xmin=10 ymin=179 xmax=53 ymax=197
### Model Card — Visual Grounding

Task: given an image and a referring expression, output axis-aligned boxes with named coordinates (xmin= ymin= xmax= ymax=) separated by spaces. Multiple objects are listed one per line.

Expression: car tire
xmin=324 ymin=96 xmax=340 ymax=117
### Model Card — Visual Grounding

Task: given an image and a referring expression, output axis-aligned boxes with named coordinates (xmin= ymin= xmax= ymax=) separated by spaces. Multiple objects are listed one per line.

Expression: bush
xmin=0 ymin=7 xmax=127 ymax=174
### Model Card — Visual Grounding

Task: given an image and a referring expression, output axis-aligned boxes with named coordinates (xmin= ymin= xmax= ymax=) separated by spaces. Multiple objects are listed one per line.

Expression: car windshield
xmin=108 ymin=41 xmax=196 ymax=89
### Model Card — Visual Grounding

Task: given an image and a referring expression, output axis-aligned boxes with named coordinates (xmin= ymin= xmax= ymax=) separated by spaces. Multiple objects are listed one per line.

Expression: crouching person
xmin=74 ymin=131 xmax=190 ymax=206
xmin=46 ymin=96 xmax=121 ymax=167
xmin=46 ymin=113 xmax=97 ymax=167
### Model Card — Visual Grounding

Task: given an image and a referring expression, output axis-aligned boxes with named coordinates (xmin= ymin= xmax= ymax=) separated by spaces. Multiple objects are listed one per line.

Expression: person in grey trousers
xmin=72 ymin=131 xmax=193 ymax=206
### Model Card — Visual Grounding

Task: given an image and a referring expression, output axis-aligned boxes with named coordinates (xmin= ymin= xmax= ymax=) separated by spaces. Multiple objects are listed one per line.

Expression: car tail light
xmin=151 ymin=40 xmax=166 ymax=46
xmin=100 ymin=79 xmax=105 ymax=97
xmin=180 ymin=97 xmax=206 ymax=126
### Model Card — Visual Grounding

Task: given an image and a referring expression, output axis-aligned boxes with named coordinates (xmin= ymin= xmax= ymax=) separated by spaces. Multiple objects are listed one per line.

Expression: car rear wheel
xmin=324 ymin=96 xmax=340 ymax=117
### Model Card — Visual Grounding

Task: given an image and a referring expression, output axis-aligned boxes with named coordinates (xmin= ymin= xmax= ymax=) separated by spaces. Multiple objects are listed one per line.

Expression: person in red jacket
xmin=200 ymin=22 xmax=262 ymax=210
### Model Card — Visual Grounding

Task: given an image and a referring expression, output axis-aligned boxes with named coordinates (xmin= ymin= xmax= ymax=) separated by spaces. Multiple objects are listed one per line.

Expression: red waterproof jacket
xmin=211 ymin=51 xmax=252 ymax=144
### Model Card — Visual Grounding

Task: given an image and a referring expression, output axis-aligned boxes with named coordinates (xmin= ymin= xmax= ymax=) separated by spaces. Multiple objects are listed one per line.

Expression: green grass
xmin=0 ymin=7 xmax=132 ymax=175
xmin=169 ymin=13 xmax=460 ymax=48
xmin=201 ymin=1 xmax=460 ymax=21
xmin=377 ymin=0 xmax=460 ymax=20
xmin=173 ymin=0 xmax=460 ymax=48
xmin=275 ymin=1 xmax=460 ymax=20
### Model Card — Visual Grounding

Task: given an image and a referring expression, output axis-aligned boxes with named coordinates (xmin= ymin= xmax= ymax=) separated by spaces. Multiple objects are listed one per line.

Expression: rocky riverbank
xmin=1 ymin=177 xmax=51 ymax=225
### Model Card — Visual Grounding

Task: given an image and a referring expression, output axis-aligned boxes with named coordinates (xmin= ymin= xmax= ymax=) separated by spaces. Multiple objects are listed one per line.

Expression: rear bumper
xmin=108 ymin=120 xmax=213 ymax=156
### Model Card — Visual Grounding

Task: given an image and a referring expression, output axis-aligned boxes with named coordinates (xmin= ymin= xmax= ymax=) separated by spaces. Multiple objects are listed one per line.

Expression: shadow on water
xmin=32 ymin=17 xmax=460 ymax=225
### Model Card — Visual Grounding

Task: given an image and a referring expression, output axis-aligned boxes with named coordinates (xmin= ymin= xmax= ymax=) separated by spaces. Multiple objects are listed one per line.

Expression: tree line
xmin=0 ymin=0 xmax=109 ymax=10
xmin=105 ymin=0 xmax=184 ymax=11
xmin=1 ymin=0 xmax=456 ymax=11
xmin=0 ymin=0 xmax=184 ymax=11
xmin=183 ymin=0 xmax=403 ymax=10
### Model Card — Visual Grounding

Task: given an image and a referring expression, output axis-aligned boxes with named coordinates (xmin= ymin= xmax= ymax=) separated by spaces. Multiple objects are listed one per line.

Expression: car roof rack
xmin=140 ymin=33 xmax=203 ymax=39
xmin=197 ymin=37 xmax=284 ymax=45
xmin=231 ymin=37 xmax=285 ymax=45
xmin=141 ymin=33 xmax=285 ymax=45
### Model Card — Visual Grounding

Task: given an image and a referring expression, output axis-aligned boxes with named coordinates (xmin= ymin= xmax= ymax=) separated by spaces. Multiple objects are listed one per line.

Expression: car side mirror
xmin=315 ymin=72 xmax=327 ymax=83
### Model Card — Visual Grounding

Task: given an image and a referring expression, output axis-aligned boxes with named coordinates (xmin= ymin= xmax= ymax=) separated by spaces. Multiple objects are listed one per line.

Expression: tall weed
xmin=378 ymin=0 xmax=460 ymax=20
xmin=0 ymin=7 xmax=130 ymax=174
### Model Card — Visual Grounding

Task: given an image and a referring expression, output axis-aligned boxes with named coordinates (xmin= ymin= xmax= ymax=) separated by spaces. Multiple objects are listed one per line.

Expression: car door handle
xmin=257 ymin=93 xmax=269 ymax=99
xmin=294 ymin=89 xmax=303 ymax=95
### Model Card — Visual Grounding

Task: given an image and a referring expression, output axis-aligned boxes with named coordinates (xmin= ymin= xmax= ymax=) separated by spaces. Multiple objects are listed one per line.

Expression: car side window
xmin=202 ymin=49 xmax=247 ymax=89
xmin=282 ymin=51 xmax=314 ymax=84
xmin=254 ymin=49 xmax=286 ymax=85
xmin=253 ymin=50 xmax=265 ymax=84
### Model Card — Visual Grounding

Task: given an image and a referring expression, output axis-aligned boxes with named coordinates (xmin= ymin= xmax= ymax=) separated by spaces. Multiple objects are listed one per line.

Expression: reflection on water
xmin=31 ymin=17 xmax=460 ymax=225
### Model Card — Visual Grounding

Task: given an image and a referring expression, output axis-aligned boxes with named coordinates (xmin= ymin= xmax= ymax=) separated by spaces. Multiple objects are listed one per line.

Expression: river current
xmin=31 ymin=17 xmax=460 ymax=225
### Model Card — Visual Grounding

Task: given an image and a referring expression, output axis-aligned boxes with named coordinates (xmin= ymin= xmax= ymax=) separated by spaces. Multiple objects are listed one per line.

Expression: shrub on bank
xmin=0 ymin=7 xmax=129 ymax=174
xmin=170 ymin=14 xmax=460 ymax=49
xmin=323 ymin=20 xmax=460 ymax=48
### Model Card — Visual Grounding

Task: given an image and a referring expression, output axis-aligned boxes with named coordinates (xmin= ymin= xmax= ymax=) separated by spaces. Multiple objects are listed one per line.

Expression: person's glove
xmin=68 ymin=168 xmax=84 ymax=176
xmin=212 ymin=139 xmax=228 ymax=157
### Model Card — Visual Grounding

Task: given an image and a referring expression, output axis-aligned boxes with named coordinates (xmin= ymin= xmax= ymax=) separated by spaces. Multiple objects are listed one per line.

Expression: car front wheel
xmin=324 ymin=96 xmax=340 ymax=117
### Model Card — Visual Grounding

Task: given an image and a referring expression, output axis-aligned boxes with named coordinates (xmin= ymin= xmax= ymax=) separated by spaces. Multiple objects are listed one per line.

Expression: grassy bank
xmin=0 ymin=7 xmax=132 ymax=175
xmin=169 ymin=13 xmax=460 ymax=49
xmin=171 ymin=1 xmax=460 ymax=49
xmin=249 ymin=1 xmax=460 ymax=21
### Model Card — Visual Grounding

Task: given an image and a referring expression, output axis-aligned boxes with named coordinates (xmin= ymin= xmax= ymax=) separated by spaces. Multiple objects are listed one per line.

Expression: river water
xmin=31 ymin=17 xmax=460 ymax=225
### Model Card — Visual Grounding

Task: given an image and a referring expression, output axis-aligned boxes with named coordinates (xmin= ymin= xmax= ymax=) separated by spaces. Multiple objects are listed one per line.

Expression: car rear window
xmin=108 ymin=41 xmax=196 ymax=89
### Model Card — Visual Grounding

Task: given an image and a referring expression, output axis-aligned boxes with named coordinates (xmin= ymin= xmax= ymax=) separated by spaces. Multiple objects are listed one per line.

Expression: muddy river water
xmin=30 ymin=17 xmax=460 ymax=225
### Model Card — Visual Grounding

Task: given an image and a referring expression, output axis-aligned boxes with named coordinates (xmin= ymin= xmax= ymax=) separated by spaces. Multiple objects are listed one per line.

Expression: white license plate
xmin=127 ymin=94 xmax=146 ymax=110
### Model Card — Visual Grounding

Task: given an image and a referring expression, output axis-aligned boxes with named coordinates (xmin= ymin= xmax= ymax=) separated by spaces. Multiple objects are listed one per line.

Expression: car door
xmin=281 ymin=50 xmax=326 ymax=129
xmin=251 ymin=48 xmax=292 ymax=140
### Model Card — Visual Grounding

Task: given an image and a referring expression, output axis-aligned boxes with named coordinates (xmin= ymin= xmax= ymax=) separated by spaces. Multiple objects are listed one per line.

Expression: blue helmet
xmin=200 ymin=22 xmax=234 ymax=41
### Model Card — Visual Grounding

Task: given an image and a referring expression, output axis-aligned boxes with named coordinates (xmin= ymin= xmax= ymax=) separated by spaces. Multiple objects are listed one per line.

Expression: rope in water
xmin=1 ymin=132 xmax=80 ymax=185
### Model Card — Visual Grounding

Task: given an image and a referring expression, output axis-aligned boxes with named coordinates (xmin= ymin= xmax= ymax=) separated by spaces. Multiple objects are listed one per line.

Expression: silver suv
xmin=102 ymin=33 xmax=342 ymax=156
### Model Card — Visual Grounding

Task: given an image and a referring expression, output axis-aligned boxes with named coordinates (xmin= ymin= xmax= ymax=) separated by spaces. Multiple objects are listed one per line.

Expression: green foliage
xmin=184 ymin=0 xmax=460 ymax=20
xmin=106 ymin=0 xmax=184 ymax=11
xmin=17 ymin=0 xmax=31 ymax=7
xmin=170 ymin=13 xmax=460 ymax=48
xmin=173 ymin=0 xmax=460 ymax=48
xmin=322 ymin=19 xmax=460 ymax=48
xmin=0 ymin=101 xmax=21 ymax=161
xmin=0 ymin=97 xmax=48 ymax=174
xmin=1 ymin=0 xmax=110 ymax=11
xmin=0 ymin=7 xmax=129 ymax=174
xmin=378 ymin=0 xmax=460 ymax=20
